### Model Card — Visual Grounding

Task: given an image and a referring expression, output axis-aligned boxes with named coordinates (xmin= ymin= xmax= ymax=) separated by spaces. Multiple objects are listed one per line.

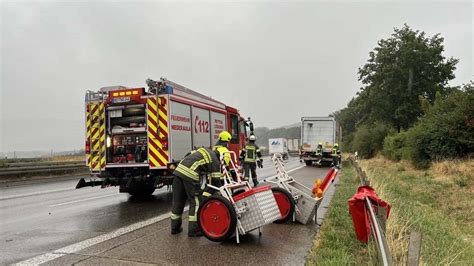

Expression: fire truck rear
xmin=78 ymin=78 xmax=252 ymax=196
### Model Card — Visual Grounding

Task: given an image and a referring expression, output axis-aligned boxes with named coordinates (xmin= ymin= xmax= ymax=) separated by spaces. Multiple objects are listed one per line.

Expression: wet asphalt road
xmin=44 ymin=163 xmax=335 ymax=265
xmin=0 ymin=157 xmax=303 ymax=265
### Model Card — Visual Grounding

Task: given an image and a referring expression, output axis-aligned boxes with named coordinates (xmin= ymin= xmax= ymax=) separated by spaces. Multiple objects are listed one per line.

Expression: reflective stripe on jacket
xmin=316 ymin=146 xmax=323 ymax=155
xmin=174 ymin=147 xmax=221 ymax=182
xmin=242 ymin=143 xmax=261 ymax=163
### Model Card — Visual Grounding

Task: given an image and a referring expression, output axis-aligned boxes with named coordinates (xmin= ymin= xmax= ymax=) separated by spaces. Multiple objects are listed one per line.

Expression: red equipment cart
xmin=197 ymin=151 xmax=282 ymax=243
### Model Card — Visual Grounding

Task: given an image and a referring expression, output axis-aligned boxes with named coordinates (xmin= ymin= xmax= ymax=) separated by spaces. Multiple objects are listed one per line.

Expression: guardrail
xmin=349 ymin=158 xmax=392 ymax=266
xmin=0 ymin=160 xmax=87 ymax=177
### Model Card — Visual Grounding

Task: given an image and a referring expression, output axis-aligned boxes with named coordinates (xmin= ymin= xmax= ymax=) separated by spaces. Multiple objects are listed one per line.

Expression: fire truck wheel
xmin=128 ymin=184 xmax=155 ymax=197
xmin=272 ymin=187 xmax=295 ymax=224
xmin=198 ymin=195 xmax=237 ymax=242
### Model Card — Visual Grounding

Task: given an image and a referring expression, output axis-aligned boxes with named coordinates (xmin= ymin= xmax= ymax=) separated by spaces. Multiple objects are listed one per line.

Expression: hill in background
xmin=254 ymin=125 xmax=301 ymax=148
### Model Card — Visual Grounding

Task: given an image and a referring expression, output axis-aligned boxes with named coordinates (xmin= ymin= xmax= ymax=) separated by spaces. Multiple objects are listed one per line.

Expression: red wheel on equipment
xmin=272 ymin=187 xmax=295 ymax=223
xmin=198 ymin=195 xmax=237 ymax=242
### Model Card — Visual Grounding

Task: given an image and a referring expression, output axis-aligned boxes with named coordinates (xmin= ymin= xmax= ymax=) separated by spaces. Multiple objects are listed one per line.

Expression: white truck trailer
xmin=300 ymin=117 xmax=341 ymax=166
xmin=268 ymin=138 xmax=289 ymax=160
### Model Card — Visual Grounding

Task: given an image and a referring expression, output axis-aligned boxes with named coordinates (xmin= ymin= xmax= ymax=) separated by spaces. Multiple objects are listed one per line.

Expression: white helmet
xmin=249 ymin=135 xmax=256 ymax=141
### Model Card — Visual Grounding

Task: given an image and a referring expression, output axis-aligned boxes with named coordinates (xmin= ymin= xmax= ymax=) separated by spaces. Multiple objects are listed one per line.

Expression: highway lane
xmin=42 ymin=162 xmax=335 ymax=265
xmin=0 ymin=156 xmax=302 ymax=265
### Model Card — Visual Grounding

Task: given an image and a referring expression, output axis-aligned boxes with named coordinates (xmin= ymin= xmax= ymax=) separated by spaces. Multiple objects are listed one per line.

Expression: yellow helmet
xmin=216 ymin=146 xmax=231 ymax=166
xmin=334 ymin=143 xmax=339 ymax=147
xmin=218 ymin=131 xmax=232 ymax=142
xmin=318 ymin=142 xmax=322 ymax=146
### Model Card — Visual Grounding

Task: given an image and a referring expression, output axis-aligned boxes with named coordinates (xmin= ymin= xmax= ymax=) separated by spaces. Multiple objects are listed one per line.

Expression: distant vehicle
xmin=287 ymin=138 xmax=300 ymax=154
xmin=268 ymin=138 xmax=289 ymax=160
xmin=79 ymin=78 xmax=252 ymax=196
xmin=300 ymin=117 xmax=341 ymax=166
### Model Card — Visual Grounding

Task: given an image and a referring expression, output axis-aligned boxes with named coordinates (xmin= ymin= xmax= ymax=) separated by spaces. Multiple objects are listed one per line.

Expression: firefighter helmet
xmin=334 ymin=143 xmax=339 ymax=147
xmin=216 ymin=146 xmax=231 ymax=166
xmin=218 ymin=131 xmax=232 ymax=142
xmin=249 ymin=135 xmax=256 ymax=141
xmin=318 ymin=142 xmax=322 ymax=146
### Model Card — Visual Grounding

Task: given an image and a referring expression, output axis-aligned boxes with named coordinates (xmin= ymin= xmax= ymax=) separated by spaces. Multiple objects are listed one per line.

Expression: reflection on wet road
xmin=0 ymin=156 xmax=302 ymax=264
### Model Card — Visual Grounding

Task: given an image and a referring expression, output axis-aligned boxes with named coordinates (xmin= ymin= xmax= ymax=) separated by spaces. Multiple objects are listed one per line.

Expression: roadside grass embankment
xmin=307 ymin=157 xmax=473 ymax=265
xmin=307 ymin=162 xmax=377 ymax=265
xmin=358 ymin=157 xmax=473 ymax=265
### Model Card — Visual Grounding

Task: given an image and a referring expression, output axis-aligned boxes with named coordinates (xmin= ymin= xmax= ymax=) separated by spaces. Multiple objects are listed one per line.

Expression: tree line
xmin=334 ymin=24 xmax=473 ymax=168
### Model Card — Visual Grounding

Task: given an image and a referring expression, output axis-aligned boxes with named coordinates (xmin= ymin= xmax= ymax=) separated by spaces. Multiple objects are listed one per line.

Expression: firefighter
xmin=332 ymin=143 xmax=341 ymax=168
xmin=212 ymin=130 xmax=232 ymax=150
xmin=202 ymin=147 xmax=231 ymax=198
xmin=212 ymin=130 xmax=235 ymax=179
xmin=240 ymin=135 xmax=262 ymax=187
xmin=171 ymin=146 xmax=226 ymax=237
xmin=315 ymin=142 xmax=323 ymax=157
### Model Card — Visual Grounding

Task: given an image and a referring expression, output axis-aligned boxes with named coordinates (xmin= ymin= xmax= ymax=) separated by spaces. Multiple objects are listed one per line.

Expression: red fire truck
xmin=77 ymin=78 xmax=253 ymax=196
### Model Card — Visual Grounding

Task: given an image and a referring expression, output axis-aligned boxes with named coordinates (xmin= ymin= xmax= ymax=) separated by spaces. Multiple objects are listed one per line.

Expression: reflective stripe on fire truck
xmin=88 ymin=102 xmax=106 ymax=171
xmin=147 ymin=96 xmax=169 ymax=168
xmin=86 ymin=104 xmax=91 ymax=168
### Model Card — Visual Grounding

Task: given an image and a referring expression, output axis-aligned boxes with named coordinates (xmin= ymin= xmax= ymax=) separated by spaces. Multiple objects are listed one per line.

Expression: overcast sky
xmin=1 ymin=0 xmax=472 ymax=152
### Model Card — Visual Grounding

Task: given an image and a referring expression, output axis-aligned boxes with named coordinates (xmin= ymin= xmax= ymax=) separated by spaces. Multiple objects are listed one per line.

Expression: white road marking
xmin=14 ymin=209 xmax=181 ymax=266
xmin=16 ymin=163 xmax=305 ymax=265
xmin=48 ymin=193 xmax=120 ymax=207
xmin=0 ymin=188 xmax=73 ymax=201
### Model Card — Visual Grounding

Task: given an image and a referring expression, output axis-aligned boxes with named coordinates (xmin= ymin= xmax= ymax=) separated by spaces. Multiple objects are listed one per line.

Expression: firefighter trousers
xmin=171 ymin=176 xmax=201 ymax=235
xmin=243 ymin=162 xmax=258 ymax=186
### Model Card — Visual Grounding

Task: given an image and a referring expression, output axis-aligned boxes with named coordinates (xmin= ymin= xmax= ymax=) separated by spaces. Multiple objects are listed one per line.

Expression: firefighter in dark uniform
xmin=315 ymin=142 xmax=323 ymax=163
xmin=240 ymin=135 xmax=263 ymax=187
xmin=332 ymin=143 xmax=341 ymax=168
xmin=316 ymin=142 xmax=323 ymax=157
xmin=171 ymin=147 xmax=226 ymax=237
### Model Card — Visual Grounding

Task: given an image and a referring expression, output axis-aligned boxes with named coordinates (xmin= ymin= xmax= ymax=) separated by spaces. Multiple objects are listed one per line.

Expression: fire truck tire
xmin=272 ymin=187 xmax=295 ymax=224
xmin=198 ymin=195 xmax=237 ymax=242
xmin=305 ymin=160 xmax=313 ymax=166
xmin=127 ymin=184 xmax=155 ymax=197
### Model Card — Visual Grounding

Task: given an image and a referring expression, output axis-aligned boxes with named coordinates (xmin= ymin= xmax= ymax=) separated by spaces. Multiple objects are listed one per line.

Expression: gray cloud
xmin=1 ymin=1 xmax=472 ymax=152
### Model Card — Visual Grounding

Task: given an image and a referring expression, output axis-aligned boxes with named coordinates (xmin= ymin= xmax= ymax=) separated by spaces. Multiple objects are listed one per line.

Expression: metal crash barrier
xmin=349 ymin=158 xmax=392 ymax=266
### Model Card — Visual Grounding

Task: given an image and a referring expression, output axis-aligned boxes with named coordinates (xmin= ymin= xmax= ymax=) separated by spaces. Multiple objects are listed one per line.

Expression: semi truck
xmin=300 ymin=117 xmax=341 ymax=166
xmin=78 ymin=78 xmax=253 ymax=196
xmin=268 ymin=138 xmax=289 ymax=160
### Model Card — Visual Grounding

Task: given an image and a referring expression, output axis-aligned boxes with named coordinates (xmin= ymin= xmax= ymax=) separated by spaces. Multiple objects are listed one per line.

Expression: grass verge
xmin=307 ymin=162 xmax=376 ymax=265
xmin=358 ymin=156 xmax=473 ymax=265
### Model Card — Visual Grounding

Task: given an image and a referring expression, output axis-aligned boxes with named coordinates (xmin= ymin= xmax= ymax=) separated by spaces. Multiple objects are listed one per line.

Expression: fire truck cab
xmin=79 ymin=78 xmax=253 ymax=196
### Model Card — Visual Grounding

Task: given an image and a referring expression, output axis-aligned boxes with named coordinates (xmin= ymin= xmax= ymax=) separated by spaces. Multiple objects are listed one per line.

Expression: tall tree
xmin=358 ymin=24 xmax=458 ymax=132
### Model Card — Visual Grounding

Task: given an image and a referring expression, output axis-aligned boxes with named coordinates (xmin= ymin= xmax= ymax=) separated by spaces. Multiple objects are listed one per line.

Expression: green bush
xmin=352 ymin=122 xmax=392 ymax=158
xmin=383 ymin=131 xmax=410 ymax=161
xmin=403 ymin=87 xmax=473 ymax=168
xmin=341 ymin=133 xmax=354 ymax=152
